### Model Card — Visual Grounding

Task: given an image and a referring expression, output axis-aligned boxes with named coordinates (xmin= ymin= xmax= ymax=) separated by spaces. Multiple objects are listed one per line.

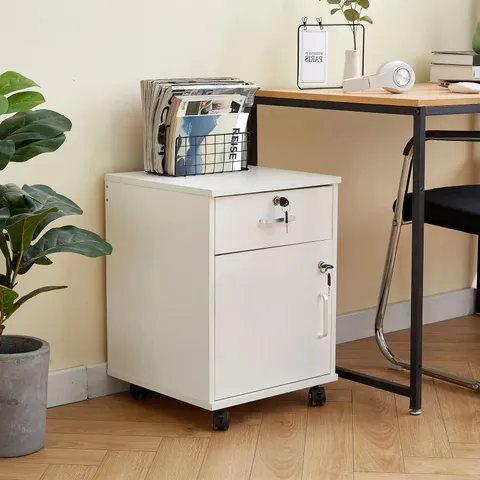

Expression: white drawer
xmin=214 ymin=186 xmax=333 ymax=254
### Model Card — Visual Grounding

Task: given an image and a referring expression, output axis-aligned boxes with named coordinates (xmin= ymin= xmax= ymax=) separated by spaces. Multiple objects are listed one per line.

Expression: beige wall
xmin=1 ymin=0 xmax=477 ymax=370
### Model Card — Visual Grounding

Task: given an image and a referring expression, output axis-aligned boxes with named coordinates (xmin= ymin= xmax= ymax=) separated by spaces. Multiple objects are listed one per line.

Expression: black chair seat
xmin=395 ymin=185 xmax=480 ymax=236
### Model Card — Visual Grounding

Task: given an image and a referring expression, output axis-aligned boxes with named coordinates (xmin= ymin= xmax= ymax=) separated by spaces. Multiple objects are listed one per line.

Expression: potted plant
xmin=0 ymin=71 xmax=112 ymax=458
xmin=473 ymin=21 xmax=480 ymax=54
xmin=319 ymin=0 xmax=373 ymax=79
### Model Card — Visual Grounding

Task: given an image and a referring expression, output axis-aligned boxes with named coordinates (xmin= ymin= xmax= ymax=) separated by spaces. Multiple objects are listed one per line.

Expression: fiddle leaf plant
xmin=320 ymin=0 xmax=373 ymax=50
xmin=0 ymin=71 xmax=112 ymax=335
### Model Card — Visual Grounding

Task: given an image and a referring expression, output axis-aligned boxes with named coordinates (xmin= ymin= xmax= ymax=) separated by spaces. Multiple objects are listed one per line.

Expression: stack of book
xmin=140 ymin=77 xmax=259 ymax=176
xmin=430 ymin=51 xmax=480 ymax=83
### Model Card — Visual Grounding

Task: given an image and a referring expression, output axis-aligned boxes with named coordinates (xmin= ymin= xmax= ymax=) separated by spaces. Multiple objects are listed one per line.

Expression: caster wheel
xmin=308 ymin=386 xmax=326 ymax=407
xmin=129 ymin=384 xmax=149 ymax=400
xmin=213 ymin=409 xmax=230 ymax=431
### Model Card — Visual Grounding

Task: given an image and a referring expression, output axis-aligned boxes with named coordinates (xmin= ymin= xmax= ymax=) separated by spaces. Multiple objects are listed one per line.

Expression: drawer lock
xmin=272 ymin=196 xmax=290 ymax=207
xmin=318 ymin=262 xmax=334 ymax=296
xmin=318 ymin=262 xmax=334 ymax=274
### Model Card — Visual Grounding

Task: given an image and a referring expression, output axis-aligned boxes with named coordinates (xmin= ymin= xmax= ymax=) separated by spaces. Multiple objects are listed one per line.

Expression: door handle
xmin=318 ymin=292 xmax=329 ymax=338
xmin=258 ymin=215 xmax=296 ymax=225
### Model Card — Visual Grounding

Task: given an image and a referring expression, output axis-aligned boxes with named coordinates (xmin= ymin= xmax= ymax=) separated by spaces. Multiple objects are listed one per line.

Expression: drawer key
xmin=273 ymin=196 xmax=291 ymax=234
xmin=259 ymin=195 xmax=296 ymax=231
xmin=283 ymin=203 xmax=291 ymax=234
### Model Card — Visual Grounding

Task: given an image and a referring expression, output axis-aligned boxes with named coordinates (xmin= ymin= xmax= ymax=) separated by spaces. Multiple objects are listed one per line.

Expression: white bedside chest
xmin=105 ymin=166 xmax=341 ymax=430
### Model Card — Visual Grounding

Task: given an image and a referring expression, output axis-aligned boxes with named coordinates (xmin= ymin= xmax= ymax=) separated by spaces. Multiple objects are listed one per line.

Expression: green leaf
xmin=18 ymin=255 xmax=52 ymax=275
xmin=0 ymin=71 xmax=38 ymax=96
xmin=0 ymin=274 xmax=8 ymax=287
xmin=0 ymin=234 xmax=10 ymax=260
xmin=35 ymin=256 xmax=52 ymax=266
xmin=6 ymin=92 xmax=46 ymax=114
xmin=22 ymin=185 xmax=81 ymax=215
xmin=20 ymin=225 xmax=112 ymax=273
xmin=0 ymin=107 xmax=69 ymax=169
xmin=360 ymin=15 xmax=373 ymax=23
xmin=0 ymin=234 xmax=11 ymax=284
xmin=0 ymin=208 xmax=11 ymax=285
xmin=0 ymin=184 xmax=33 ymax=212
xmin=22 ymin=184 xmax=82 ymax=239
xmin=0 ymin=207 xmax=10 ymax=231
xmin=357 ymin=0 xmax=370 ymax=7
xmin=344 ymin=8 xmax=360 ymax=22
xmin=0 ymin=285 xmax=18 ymax=318
xmin=327 ymin=0 xmax=341 ymax=3
xmin=330 ymin=8 xmax=341 ymax=14
xmin=0 ymin=140 xmax=15 ymax=170
xmin=0 ymin=109 xmax=72 ymax=145
xmin=10 ymin=285 xmax=67 ymax=317
xmin=17 ymin=256 xmax=53 ymax=275
xmin=11 ymin=135 xmax=66 ymax=164
xmin=0 ymin=95 xmax=8 ymax=115
xmin=6 ymin=208 xmax=57 ymax=254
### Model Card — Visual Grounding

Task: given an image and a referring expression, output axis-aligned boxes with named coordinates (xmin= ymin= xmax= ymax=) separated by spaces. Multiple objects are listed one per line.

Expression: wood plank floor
xmin=0 ymin=315 xmax=478 ymax=480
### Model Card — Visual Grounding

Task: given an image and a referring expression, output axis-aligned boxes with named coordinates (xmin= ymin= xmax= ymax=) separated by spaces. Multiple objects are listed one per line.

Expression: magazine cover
xmin=167 ymin=95 xmax=249 ymax=176
xmin=157 ymin=83 xmax=257 ymax=174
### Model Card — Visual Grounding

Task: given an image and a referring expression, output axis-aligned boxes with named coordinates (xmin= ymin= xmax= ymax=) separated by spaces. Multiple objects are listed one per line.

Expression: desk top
xmin=256 ymin=83 xmax=480 ymax=108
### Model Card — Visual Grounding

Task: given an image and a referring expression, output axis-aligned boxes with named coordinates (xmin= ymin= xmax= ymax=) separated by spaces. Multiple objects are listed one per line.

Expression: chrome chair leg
xmin=374 ymin=152 xmax=480 ymax=393
xmin=476 ymin=236 xmax=480 ymax=314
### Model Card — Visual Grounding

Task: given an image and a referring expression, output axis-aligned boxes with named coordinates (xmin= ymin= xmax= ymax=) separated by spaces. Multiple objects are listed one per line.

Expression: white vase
xmin=343 ymin=49 xmax=362 ymax=80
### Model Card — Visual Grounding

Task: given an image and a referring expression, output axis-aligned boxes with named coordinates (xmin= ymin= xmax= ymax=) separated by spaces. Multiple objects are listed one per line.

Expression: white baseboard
xmin=337 ymin=287 xmax=476 ymax=344
xmin=47 ymin=362 xmax=128 ymax=408
xmin=86 ymin=363 xmax=129 ymax=399
xmin=47 ymin=288 xmax=476 ymax=407
xmin=47 ymin=366 xmax=87 ymax=408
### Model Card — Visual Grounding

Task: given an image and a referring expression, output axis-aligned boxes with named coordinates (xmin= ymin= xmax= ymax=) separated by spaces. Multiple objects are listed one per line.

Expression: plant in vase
xmin=319 ymin=0 xmax=373 ymax=79
xmin=0 ymin=71 xmax=112 ymax=458
xmin=473 ymin=21 xmax=480 ymax=54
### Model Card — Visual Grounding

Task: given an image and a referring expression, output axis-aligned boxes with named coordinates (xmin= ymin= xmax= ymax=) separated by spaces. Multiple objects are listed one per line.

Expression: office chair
xmin=375 ymin=130 xmax=480 ymax=392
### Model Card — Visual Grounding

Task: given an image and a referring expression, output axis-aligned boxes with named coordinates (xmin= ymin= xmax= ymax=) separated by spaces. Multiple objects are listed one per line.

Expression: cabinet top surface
xmin=257 ymin=83 xmax=480 ymax=108
xmin=105 ymin=166 xmax=341 ymax=197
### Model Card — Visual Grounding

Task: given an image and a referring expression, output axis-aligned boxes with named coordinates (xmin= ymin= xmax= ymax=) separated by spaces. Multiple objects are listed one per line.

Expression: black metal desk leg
xmin=247 ymin=103 xmax=258 ymax=167
xmin=410 ymin=108 xmax=426 ymax=415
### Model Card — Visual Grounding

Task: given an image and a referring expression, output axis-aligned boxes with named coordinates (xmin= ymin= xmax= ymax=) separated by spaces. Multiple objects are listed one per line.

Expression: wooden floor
xmin=1 ymin=316 xmax=479 ymax=480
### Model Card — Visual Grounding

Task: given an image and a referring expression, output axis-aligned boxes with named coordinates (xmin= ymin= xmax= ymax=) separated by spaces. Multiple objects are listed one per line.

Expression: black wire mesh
xmin=171 ymin=131 xmax=249 ymax=176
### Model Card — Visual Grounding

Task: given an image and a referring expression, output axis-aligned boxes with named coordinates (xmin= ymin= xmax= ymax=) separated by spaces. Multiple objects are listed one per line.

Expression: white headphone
xmin=342 ymin=61 xmax=416 ymax=94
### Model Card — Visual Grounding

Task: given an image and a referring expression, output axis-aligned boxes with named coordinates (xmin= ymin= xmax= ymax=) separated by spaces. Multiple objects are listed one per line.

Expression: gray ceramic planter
xmin=0 ymin=335 xmax=50 ymax=458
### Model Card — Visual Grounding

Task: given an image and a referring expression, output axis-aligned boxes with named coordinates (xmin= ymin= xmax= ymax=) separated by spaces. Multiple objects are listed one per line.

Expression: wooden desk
xmin=247 ymin=83 xmax=480 ymax=414
xmin=257 ymin=83 xmax=480 ymax=110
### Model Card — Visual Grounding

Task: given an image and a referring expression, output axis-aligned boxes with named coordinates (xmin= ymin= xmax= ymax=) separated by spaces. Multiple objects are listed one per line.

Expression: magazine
xmin=166 ymin=94 xmax=249 ymax=176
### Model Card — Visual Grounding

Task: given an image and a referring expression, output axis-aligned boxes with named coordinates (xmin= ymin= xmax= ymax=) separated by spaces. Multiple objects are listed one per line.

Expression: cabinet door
xmin=214 ymin=240 xmax=335 ymax=400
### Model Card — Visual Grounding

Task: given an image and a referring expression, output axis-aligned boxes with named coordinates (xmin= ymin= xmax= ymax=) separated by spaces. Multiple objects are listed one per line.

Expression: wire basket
xmin=168 ymin=131 xmax=249 ymax=177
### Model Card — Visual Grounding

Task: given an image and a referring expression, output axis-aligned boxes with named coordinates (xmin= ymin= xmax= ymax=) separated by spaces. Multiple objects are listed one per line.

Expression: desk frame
xmin=247 ymin=96 xmax=480 ymax=413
